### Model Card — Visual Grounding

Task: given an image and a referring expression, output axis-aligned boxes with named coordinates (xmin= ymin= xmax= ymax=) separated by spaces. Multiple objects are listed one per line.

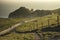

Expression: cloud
xmin=0 ymin=0 xmax=60 ymax=18
xmin=1 ymin=0 xmax=60 ymax=3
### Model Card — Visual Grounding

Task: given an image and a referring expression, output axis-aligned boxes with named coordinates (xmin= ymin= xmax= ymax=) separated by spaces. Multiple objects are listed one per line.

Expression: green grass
xmin=0 ymin=32 xmax=35 ymax=40
xmin=0 ymin=18 xmax=22 ymax=32
xmin=0 ymin=14 xmax=60 ymax=40
xmin=16 ymin=14 xmax=60 ymax=32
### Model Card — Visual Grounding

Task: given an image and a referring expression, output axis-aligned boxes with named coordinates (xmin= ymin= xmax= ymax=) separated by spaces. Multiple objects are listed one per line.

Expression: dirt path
xmin=0 ymin=18 xmax=37 ymax=36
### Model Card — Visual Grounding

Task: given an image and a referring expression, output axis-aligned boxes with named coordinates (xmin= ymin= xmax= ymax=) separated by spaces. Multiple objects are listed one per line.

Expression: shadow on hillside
xmin=41 ymin=25 xmax=60 ymax=32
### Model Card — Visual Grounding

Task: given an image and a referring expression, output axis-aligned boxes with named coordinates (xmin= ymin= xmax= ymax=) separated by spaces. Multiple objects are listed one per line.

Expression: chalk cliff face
xmin=8 ymin=7 xmax=31 ymax=18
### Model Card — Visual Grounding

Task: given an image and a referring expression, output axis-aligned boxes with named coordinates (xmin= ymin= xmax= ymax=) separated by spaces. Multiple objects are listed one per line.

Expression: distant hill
xmin=8 ymin=7 xmax=31 ymax=18
xmin=8 ymin=7 xmax=60 ymax=18
xmin=52 ymin=8 xmax=60 ymax=15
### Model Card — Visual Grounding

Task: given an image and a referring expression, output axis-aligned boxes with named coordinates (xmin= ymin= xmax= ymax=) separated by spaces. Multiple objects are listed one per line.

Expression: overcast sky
xmin=0 ymin=0 xmax=60 ymax=18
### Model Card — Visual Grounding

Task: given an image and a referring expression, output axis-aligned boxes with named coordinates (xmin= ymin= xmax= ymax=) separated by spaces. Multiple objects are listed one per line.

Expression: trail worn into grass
xmin=0 ymin=18 xmax=37 ymax=36
xmin=0 ymin=14 xmax=60 ymax=36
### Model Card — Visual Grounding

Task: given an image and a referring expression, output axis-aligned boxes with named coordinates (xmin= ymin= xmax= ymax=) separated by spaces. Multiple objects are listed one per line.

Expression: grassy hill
xmin=0 ymin=14 xmax=60 ymax=40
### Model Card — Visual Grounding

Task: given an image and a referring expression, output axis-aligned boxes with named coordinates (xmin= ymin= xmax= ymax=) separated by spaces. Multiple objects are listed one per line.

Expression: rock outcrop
xmin=8 ymin=7 xmax=31 ymax=18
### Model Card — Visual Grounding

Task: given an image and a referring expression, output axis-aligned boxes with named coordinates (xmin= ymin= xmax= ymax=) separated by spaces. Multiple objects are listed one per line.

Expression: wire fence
xmin=18 ymin=15 xmax=60 ymax=32
xmin=14 ymin=15 xmax=60 ymax=40
xmin=0 ymin=15 xmax=60 ymax=40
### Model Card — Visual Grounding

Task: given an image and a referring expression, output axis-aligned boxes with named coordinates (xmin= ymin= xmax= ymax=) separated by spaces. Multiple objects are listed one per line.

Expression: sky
xmin=0 ymin=0 xmax=60 ymax=18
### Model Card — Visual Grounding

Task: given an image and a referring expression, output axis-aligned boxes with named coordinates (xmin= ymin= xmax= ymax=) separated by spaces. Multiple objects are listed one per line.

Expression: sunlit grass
xmin=16 ymin=14 xmax=60 ymax=32
xmin=0 ymin=14 xmax=60 ymax=40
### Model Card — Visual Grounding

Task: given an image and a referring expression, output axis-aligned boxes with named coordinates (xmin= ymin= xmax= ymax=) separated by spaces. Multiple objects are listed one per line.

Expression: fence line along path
xmin=0 ymin=14 xmax=60 ymax=36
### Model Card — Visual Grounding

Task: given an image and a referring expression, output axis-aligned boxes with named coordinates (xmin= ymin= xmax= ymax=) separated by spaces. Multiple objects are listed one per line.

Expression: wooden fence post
xmin=48 ymin=19 xmax=50 ymax=27
xmin=41 ymin=22 xmax=44 ymax=28
xmin=57 ymin=16 xmax=59 ymax=26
